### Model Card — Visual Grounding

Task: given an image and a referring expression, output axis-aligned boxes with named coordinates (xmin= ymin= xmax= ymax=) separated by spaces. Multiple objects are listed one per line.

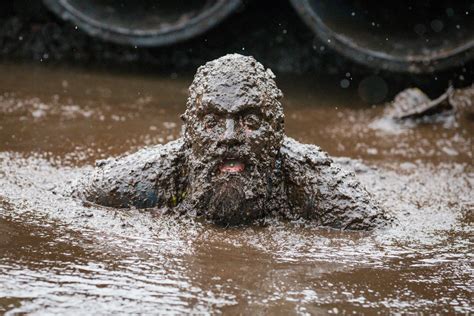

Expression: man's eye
xmin=204 ymin=114 xmax=217 ymax=128
xmin=243 ymin=114 xmax=260 ymax=129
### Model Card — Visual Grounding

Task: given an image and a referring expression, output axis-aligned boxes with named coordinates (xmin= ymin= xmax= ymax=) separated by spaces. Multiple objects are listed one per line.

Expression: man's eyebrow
xmin=196 ymin=103 xmax=225 ymax=116
xmin=197 ymin=101 xmax=263 ymax=116
xmin=236 ymin=107 xmax=262 ymax=116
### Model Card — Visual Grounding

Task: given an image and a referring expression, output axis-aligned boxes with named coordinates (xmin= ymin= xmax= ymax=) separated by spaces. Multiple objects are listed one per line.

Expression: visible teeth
xmin=220 ymin=160 xmax=245 ymax=173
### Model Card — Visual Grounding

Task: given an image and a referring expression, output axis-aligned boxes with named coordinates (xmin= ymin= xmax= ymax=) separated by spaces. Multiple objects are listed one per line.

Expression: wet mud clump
xmin=385 ymin=85 xmax=474 ymax=120
xmin=74 ymin=54 xmax=389 ymax=229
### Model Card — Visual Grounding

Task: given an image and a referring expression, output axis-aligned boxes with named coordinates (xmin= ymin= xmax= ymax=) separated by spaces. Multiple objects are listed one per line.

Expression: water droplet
xmin=430 ymin=20 xmax=444 ymax=32
xmin=414 ymin=24 xmax=427 ymax=35
xmin=340 ymin=79 xmax=350 ymax=89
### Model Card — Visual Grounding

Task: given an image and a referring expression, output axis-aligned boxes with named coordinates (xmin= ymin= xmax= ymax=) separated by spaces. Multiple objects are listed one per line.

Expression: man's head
xmin=181 ymin=54 xmax=284 ymax=225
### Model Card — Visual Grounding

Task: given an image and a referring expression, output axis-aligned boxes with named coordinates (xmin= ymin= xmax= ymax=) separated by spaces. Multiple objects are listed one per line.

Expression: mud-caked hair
xmin=182 ymin=54 xmax=284 ymax=142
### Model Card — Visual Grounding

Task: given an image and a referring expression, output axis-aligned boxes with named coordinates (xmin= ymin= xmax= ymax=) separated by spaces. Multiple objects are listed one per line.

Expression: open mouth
xmin=219 ymin=159 xmax=245 ymax=173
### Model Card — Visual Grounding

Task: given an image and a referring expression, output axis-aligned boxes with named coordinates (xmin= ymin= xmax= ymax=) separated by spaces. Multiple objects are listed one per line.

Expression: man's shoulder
xmin=73 ymin=138 xmax=186 ymax=208
xmin=280 ymin=136 xmax=333 ymax=169
xmin=95 ymin=138 xmax=185 ymax=172
xmin=279 ymin=136 xmax=342 ymax=190
xmin=279 ymin=136 xmax=387 ymax=230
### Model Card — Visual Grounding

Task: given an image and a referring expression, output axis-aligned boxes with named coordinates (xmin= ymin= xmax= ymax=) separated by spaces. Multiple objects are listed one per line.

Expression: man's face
xmin=185 ymin=87 xmax=282 ymax=179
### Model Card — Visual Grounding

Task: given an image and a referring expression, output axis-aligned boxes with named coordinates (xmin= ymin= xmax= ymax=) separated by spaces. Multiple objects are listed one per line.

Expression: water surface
xmin=0 ymin=63 xmax=472 ymax=314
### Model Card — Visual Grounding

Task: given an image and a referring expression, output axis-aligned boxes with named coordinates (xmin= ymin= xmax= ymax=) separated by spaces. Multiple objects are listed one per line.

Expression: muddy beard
xmin=180 ymin=154 xmax=273 ymax=226
xmin=206 ymin=175 xmax=265 ymax=226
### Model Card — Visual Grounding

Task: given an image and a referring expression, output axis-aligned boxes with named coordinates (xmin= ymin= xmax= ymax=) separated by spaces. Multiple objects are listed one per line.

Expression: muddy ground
xmin=0 ymin=62 xmax=472 ymax=314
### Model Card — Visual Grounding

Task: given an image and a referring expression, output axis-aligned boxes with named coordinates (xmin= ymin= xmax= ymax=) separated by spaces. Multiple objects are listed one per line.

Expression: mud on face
xmin=180 ymin=54 xmax=285 ymax=225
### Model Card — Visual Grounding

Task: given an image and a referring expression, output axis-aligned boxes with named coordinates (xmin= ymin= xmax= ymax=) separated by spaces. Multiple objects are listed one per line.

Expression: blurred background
xmin=1 ymin=0 xmax=472 ymax=103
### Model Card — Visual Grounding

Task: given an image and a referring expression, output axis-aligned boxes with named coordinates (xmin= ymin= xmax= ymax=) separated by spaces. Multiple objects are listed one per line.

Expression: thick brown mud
xmin=0 ymin=62 xmax=472 ymax=314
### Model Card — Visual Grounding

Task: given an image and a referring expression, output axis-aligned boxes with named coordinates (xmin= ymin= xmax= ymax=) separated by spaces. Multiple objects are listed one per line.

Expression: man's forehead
xmin=197 ymin=83 xmax=264 ymax=114
xmin=200 ymin=95 xmax=261 ymax=114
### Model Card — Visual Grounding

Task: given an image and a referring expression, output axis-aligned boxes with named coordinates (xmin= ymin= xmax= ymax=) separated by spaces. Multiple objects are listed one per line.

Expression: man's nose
xmin=222 ymin=118 xmax=238 ymax=143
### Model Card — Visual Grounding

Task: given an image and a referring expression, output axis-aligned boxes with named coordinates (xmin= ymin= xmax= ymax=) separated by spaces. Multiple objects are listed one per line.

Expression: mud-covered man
xmin=74 ymin=54 xmax=388 ymax=230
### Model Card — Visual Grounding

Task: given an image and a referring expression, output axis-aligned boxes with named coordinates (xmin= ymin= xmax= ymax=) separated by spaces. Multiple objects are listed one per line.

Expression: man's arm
xmin=72 ymin=138 xmax=185 ymax=209
xmin=281 ymin=137 xmax=389 ymax=230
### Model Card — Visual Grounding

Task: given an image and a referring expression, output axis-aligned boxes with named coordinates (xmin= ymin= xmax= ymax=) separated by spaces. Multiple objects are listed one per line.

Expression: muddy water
xmin=0 ymin=63 xmax=472 ymax=315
